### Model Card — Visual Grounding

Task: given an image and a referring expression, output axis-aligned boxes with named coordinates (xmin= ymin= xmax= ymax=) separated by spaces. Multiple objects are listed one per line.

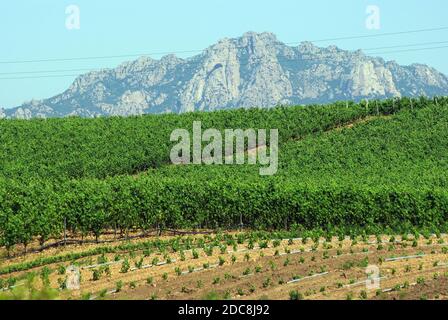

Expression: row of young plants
xmin=0 ymin=230 xmax=298 ymax=274
xmin=4 ymin=230 xmax=444 ymax=297
xmin=86 ymin=237 xmax=314 ymax=299
xmin=89 ymin=234 xmax=448 ymax=300
xmin=0 ymin=231 xmax=297 ymax=291
xmin=1 ymin=226 xmax=443 ymax=278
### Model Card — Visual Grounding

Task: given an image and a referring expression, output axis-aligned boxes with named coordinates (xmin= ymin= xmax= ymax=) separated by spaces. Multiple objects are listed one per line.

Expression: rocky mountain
xmin=2 ymin=32 xmax=448 ymax=119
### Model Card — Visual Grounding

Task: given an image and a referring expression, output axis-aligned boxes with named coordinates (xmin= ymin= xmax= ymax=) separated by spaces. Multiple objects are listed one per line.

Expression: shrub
xmin=92 ymin=269 xmax=101 ymax=281
xmin=116 ymin=281 xmax=123 ymax=292
xmin=289 ymin=290 xmax=303 ymax=300
xmin=120 ymin=259 xmax=130 ymax=273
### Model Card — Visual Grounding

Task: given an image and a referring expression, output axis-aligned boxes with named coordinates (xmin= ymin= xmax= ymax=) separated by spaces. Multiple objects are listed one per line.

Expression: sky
xmin=0 ymin=0 xmax=447 ymax=108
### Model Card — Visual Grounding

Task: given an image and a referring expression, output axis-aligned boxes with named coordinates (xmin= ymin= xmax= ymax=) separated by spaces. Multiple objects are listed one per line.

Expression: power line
xmin=0 ymin=74 xmax=81 ymax=80
xmin=367 ymin=45 xmax=448 ymax=55
xmin=0 ymin=41 xmax=448 ymax=80
xmin=1 ymin=44 xmax=447 ymax=81
xmin=1 ymin=39 xmax=448 ymax=78
xmin=0 ymin=68 xmax=99 ymax=76
xmin=300 ymin=26 xmax=448 ymax=44
xmin=362 ymin=40 xmax=448 ymax=51
xmin=0 ymin=50 xmax=202 ymax=65
xmin=1 ymin=26 xmax=447 ymax=65
xmin=1 ymin=43 xmax=447 ymax=81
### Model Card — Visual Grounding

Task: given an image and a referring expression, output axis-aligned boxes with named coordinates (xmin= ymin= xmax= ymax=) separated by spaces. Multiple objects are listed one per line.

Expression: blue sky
xmin=1 ymin=0 xmax=447 ymax=108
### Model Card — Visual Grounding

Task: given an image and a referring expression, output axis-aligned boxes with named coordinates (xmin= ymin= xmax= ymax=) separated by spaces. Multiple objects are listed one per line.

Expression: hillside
xmin=2 ymin=32 xmax=448 ymax=119
xmin=0 ymin=97 xmax=447 ymax=251
xmin=0 ymin=99 xmax=397 ymax=181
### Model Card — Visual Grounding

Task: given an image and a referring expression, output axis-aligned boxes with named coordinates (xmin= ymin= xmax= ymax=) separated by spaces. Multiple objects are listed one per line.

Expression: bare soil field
xmin=1 ymin=233 xmax=447 ymax=300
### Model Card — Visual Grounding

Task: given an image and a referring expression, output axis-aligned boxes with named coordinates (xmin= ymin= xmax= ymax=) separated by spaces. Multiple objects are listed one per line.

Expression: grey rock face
xmin=4 ymin=32 xmax=448 ymax=118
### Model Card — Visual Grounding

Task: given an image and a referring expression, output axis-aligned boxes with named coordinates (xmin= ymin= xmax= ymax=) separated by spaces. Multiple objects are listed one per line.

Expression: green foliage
xmin=115 ymin=281 xmax=123 ymax=292
xmin=0 ymin=281 xmax=58 ymax=300
xmin=120 ymin=259 xmax=130 ymax=273
xmin=92 ymin=269 xmax=101 ymax=281
xmin=289 ymin=290 xmax=304 ymax=300
xmin=57 ymin=265 xmax=66 ymax=275
xmin=1 ymin=97 xmax=448 ymax=250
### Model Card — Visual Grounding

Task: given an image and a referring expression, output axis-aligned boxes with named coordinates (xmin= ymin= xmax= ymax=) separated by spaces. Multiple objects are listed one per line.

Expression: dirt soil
xmin=1 ymin=234 xmax=447 ymax=300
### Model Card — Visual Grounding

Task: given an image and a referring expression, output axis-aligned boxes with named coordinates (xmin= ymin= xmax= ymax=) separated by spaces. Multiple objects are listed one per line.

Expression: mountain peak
xmin=298 ymin=41 xmax=319 ymax=52
xmin=3 ymin=32 xmax=448 ymax=119
xmin=241 ymin=31 xmax=278 ymax=42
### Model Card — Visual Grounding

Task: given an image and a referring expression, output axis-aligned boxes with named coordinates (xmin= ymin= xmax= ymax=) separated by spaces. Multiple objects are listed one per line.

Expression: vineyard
xmin=1 ymin=232 xmax=447 ymax=300
xmin=1 ymin=96 xmax=448 ymax=300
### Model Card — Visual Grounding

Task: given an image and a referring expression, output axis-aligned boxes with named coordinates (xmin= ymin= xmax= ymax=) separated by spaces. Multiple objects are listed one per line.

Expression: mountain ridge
xmin=2 ymin=31 xmax=448 ymax=119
